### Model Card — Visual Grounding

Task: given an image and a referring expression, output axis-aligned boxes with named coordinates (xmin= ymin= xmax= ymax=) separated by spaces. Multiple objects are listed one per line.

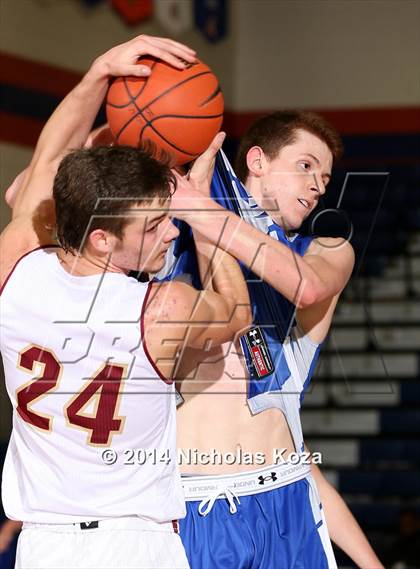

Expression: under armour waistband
xmin=182 ymin=461 xmax=311 ymax=501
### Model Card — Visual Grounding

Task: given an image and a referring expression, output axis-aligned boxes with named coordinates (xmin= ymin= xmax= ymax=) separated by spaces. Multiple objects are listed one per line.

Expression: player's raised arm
xmin=12 ymin=36 xmax=196 ymax=221
xmin=186 ymin=133 xmax=227 ymax=291
xmin=0 ymin=35 xmax=196 ymax=287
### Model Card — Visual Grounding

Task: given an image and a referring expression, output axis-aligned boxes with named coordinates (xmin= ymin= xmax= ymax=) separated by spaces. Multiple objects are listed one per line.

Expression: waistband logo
xmin=80 ymin=521 xmax=99 ymax=530
xmin=258 ymin=472 xmax=277 ymax=485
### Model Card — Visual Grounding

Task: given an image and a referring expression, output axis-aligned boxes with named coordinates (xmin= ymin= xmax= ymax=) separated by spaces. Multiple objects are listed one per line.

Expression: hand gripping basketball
xmin=93 ymin=34 xmax=196 ymax=79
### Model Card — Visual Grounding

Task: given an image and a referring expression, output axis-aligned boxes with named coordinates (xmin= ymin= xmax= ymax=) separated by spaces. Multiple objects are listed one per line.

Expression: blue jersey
xmin=157 ymin=150 xmax=322 ymax=454
xmin=161 ymin=151 xmax=335 ymax=568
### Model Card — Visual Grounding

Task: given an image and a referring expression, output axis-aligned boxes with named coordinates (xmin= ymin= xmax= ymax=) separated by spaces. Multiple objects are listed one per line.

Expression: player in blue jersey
xmin=167 ymin=111 xmax=384 ymax=569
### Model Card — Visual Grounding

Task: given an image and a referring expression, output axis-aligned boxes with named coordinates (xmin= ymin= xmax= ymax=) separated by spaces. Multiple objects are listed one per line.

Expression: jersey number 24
xmin=16 ymin=345 xmax=125 ymax=446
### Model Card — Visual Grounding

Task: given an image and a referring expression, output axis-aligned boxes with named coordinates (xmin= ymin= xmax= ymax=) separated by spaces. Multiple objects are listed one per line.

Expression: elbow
xmin=5 ymin=167 xmax=28 ymax=209
xmin=295 ymin=281 xmax=324 ymax=309
xmin=5 ymin=186 xmax=15 ymax=208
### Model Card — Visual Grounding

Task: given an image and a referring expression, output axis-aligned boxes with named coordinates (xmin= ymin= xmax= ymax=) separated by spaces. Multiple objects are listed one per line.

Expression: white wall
xmin=234 ymin=0 xmax=420 ymax=110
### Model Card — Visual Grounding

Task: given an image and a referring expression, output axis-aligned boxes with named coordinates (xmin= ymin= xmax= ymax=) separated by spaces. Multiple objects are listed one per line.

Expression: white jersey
xmin=0 ymin=247 xmax=185 ymax=523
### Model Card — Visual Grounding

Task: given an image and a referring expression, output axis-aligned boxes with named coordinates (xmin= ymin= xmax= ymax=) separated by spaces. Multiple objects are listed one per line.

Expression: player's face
xmin=252 ymin=130 xmax=333 ymax=230
xmin=112 ymin=198 xmax=179 ymax=273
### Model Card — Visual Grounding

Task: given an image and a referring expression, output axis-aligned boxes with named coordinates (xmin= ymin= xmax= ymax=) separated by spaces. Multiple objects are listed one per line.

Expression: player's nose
xmin=309 ymin=175 xmax=326 ymax=196
xmin=164 ymin=219 xmax=180 ymax=242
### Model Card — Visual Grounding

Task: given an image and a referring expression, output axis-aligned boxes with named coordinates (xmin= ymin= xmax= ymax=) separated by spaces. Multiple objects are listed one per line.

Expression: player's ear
xmin=246 ymin=146 xmax=268 ymax=178
xmin=88 ymin=229 xmax=116 ymax=254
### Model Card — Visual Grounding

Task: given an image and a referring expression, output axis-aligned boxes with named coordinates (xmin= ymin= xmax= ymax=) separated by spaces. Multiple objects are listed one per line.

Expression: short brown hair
xmin=53 ymin=145 xmax=175 ymax=252
xmin=235 ymin=110 xmax=343 ymax=183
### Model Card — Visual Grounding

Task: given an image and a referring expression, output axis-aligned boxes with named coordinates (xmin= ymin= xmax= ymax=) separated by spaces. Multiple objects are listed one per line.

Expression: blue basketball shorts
xmin=180 ymin=463 xmax=337 ymax=569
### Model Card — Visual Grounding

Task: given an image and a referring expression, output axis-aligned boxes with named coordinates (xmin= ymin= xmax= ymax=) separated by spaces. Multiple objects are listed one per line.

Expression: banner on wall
xmin=194 ymin=0 xmax=227 ymax=43
xmin=154 ymin=0 xmax=193 ymax=36
xmin=111 ymin=0 xmax=154 ymax=26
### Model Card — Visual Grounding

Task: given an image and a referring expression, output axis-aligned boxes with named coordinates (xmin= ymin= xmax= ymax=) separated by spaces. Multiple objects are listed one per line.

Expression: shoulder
xmin=0 ymin=216 xmax=56 ymax=288
xmin=146 ymin=280 xmax=199 ymax=323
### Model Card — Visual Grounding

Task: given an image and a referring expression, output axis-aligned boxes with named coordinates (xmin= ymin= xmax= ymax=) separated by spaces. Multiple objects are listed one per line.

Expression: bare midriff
xmin=176 ymin=339 xmax=296 ymax=475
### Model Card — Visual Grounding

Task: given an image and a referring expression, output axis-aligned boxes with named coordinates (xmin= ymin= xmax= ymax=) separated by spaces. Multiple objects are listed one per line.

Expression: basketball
xmin=106 ymin=57 xmax=224 ymax=165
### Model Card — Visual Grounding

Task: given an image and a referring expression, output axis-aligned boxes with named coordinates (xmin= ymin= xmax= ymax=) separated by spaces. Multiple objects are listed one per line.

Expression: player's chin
xmin=292 ymin=209 xmax=308 ymax=230
xmin=272 ymin=213 xmax=301 ymax=232
xmin=151 ymin=255 xmax=167 ymax=273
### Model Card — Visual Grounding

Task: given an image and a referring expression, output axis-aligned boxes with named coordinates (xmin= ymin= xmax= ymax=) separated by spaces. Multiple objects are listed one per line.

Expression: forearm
xmin=194 ymin=229 xmax=242 ymax=297
xmin=0 ymin=519 xmax=22 ymax=553
xmin=185 ymin=201 xmax=325 ymax=307
xmin=6 ymin=123 xmax=113 ymax=210
xmin=312 ymin=464 xmax=384 ymax=568
xmin=14 ymin=64 xmax=108 ymax=216
xmin=210 ymin=248 xmax=249 ymax=307
xmin=32 ymin=66 xmax=108 ymax=165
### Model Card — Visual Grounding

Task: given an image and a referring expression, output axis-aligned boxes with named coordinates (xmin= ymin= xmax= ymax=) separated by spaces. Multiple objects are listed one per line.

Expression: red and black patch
xmin=243 ymin=326 xmax=274 ymax=379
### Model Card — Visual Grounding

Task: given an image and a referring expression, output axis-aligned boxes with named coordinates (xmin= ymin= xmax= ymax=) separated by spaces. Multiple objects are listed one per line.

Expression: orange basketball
xmin=106 ymin=57 xmax=224 ymax=165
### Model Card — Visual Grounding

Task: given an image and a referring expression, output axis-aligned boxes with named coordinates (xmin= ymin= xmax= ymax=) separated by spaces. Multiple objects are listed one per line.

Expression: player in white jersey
xmin=0 ymin=35 xmax=251 ymax=569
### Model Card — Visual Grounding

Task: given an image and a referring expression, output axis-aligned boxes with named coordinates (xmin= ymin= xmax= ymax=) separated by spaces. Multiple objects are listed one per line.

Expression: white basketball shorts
xmin=15 ymin=516 xmax=190 ymax=569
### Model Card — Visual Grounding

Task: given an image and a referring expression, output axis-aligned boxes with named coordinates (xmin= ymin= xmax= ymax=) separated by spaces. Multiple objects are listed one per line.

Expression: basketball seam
xmin=126 ymin=59 xmax=158 ymax=99
xmin=108 ymin=71 xmax=212 ymax=113
xmin=107 ymin=60 xmax=158 ymax=109
xmin=146 ymin=113 xmax=224 ymax=120
xmin=138 ymin=114 xmax=224 ymax=156
xmin=140 ymin=122 xmax=196 ymax=157
xmin=115 ymin=110 xmax=142 ymax=143
xmin=199 ymin=85 xmax=222 ymax=108
xmin=136 ymin=71 xmax=213 ymax=115
xmin=115 ymin=110 xmax=224 ymax=156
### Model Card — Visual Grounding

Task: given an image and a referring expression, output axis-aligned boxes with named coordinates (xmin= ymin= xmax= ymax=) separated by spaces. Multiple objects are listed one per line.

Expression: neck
xmin=244 ymin=178 xmax=289 ymax=232
xmin=56 ymin=249 xmax=127 ymax=277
